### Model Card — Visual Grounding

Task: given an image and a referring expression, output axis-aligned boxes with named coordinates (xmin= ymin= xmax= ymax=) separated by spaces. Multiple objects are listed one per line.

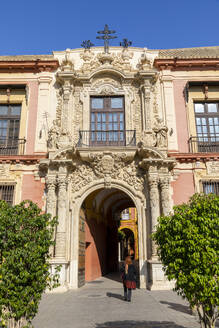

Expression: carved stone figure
xmin=137 ymin=50 xmax=154 ymax=70
xmin=61 ymin=48 xmax=74 ymax=71
xmin=153 ymin=118 xmax=168 ymax=148
xmin=47 ymin=120 xmax=60 ymax=150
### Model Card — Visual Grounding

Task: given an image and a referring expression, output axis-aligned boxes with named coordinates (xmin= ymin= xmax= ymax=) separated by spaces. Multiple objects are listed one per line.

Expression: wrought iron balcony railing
xmin=77 ymin=130 xmax=136 ymax=147
xmin=188 ymin=135 xmax=219 ymax=153
xmin=0 ymin=138 xmax=26 ymax=155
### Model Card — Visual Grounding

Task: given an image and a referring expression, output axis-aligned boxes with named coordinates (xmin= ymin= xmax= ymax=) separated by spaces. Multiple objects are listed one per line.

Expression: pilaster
xmin=35 ymin=74 xmax=52 ymax=152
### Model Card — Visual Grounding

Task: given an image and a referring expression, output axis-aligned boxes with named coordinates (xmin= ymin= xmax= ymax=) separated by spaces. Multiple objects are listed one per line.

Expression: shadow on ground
xmin=106 ymin=292 xmax=124 ymax=300
xmin=160 ymin=301 xmax=191 ymax=315
xmin=103 ymin=272 xmax=122 ymax=283
xmin=95 ymin=321 xmax=191 ymax=328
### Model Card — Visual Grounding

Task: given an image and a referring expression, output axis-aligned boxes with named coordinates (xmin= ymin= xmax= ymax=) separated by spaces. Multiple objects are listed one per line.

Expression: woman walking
xmin=121 ymin=255 xmax=137 ymax=302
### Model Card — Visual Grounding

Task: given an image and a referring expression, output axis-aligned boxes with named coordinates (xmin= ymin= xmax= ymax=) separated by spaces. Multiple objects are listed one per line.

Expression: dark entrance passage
xmin=78 ymin=188 xmax=138 ymax=285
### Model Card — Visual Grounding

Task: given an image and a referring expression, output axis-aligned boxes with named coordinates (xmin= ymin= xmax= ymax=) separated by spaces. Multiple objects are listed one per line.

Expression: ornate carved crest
xmin=206 ymin=161 xmax=219 ymax=175
xmin=69 ymin=152 xmax=144 ymax=193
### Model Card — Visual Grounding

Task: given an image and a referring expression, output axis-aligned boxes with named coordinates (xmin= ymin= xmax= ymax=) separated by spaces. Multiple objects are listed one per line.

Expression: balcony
xmin=188 ymin=135 xmax=219 ymax=153
xmin=77 ymin=130 xmax=136 ymax=148
xmin=0 ymin=138 xmax=26 ymax=155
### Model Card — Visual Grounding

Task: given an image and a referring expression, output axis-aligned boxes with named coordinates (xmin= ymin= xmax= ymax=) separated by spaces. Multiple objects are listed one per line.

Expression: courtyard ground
xmin=32 ymin=273 xmax=211 ymax=328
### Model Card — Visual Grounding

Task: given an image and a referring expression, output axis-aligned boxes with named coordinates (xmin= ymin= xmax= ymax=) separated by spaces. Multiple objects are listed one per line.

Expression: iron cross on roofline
xmin=96 ymin=24 xmax=117 ymax=54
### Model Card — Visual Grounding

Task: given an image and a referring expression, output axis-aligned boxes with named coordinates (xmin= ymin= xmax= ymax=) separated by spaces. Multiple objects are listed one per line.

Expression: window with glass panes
xmin=0 ymin=104 xmax=21 ymax=145
xmin=194 ymin=103 xmax=219 ymax=151
xmin=90 ymin=97 xmax=124 ymax=145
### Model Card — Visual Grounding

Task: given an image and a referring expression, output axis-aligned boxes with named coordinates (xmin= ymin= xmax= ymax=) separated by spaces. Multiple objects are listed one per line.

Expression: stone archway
xmin=40 ymin=145 xmax=175 ymax=291
xmin=69 ymin=179 xmax=146 ymax=290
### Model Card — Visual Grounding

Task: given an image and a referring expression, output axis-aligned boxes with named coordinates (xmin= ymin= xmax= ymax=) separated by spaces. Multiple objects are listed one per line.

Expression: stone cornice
xmin=168 ymin=152 xmax=219 ymax=162
xmin=154 ymin=58 xmax=219 ymax=71
xmin=0 ymin=154 xmax=47 ymax=164
xmin=139 ymin=158 xmax=176 ymax=170
xmin=0 ymin=60 xmax=59 ymax=73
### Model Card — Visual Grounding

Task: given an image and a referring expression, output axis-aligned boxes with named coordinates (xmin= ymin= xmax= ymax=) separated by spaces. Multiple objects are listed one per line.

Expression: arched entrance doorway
xmin=78 ymin=187 xmax=139 ymax=285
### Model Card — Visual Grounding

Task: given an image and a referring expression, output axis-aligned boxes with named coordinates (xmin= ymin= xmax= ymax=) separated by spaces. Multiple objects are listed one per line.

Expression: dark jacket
xmin=121 ymin=264 xmax=136 ymax=282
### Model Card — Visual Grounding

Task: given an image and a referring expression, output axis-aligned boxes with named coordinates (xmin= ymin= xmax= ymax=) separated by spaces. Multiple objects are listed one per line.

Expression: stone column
xmin=160 ymin=176 xmax=171 ymax=216
xmin=45 ymin=175 xmax=57 ymax=256
xmin=148 ymin=173 xmax=160 ymax=258
xmin=55 ymin=174 xmax=68 ymax=258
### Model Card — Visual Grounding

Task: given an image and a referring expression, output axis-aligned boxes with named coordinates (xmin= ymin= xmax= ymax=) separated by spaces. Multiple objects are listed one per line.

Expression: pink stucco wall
xmin=21 ymin=175 xmax=44 ymax=208
xmin=25 ymin=81 xmax=39 ymax=155
xmin=171 ymin=172 xmax=195 ymax=205
xmin=85 ymin=220 xmax=107 ymax=281
xmin=173 ymin=80 xmax=190 ymax=153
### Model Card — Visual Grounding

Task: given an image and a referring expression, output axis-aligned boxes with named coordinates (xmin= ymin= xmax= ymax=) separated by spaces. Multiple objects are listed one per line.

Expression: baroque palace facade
xmin=0 ymin=43 xmax=218 ymax=291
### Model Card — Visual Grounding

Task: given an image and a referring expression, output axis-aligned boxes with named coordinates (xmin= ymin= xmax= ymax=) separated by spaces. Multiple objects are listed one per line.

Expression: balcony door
xmin=194 ymin=102 xmax=219 ymax=152
xmin=0 ymin=104 xmax=21 ymax=155
xmin=90 ymin=96 xmax=125 ymax=146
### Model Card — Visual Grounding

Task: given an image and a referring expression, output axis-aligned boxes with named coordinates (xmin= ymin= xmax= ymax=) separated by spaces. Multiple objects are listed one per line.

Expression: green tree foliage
xmin=153 ymin=193 xmax=219 ymax=328
xmin=118 ymin=229 xmax=126 ymax=242
xmin=0 ymin=200 xmax=59 ymax=328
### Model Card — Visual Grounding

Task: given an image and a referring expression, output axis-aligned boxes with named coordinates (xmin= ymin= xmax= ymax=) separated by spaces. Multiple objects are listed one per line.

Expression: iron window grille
xmin=0 ymin=184 xmax=15 ymax=205
xmin=202 ymin=180 xmax=219 ymax=195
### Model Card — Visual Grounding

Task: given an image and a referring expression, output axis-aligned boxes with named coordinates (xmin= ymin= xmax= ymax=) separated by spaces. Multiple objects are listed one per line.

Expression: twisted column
xmin=55 ymin=174 xmax=68 ymax=258
xmin=160 ymin=176 xmax=171 ymax=216
xmin=148 ymin=173 xmax=160 ymax=258
xmin=46 ymin=175 xmax=57 ymax=217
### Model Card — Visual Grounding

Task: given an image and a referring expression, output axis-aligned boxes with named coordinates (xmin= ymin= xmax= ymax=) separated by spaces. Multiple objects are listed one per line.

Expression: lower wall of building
xmin=172 ymin=172 xmax=195 ymax=205
xmin=21 ymin=174 xmax=44 ymax=209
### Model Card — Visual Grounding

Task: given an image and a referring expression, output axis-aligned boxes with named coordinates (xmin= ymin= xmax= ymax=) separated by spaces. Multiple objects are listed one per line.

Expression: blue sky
xmin=2 ymin=0 xmax=219 ymax=55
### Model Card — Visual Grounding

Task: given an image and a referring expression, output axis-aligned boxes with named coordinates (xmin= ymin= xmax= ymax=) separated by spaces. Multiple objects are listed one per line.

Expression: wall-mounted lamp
xmin=169 ymin=128 xmax=173 ymax=136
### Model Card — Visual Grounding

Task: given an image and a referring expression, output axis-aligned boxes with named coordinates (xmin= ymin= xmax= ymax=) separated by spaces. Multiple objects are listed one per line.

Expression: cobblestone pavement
xmin=33 ymin=274 xmax=203 ymax=328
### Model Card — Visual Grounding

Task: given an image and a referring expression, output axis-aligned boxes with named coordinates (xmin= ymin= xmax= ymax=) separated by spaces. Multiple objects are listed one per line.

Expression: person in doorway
xmin=121 ymin=255 xmax=136 ymax=302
